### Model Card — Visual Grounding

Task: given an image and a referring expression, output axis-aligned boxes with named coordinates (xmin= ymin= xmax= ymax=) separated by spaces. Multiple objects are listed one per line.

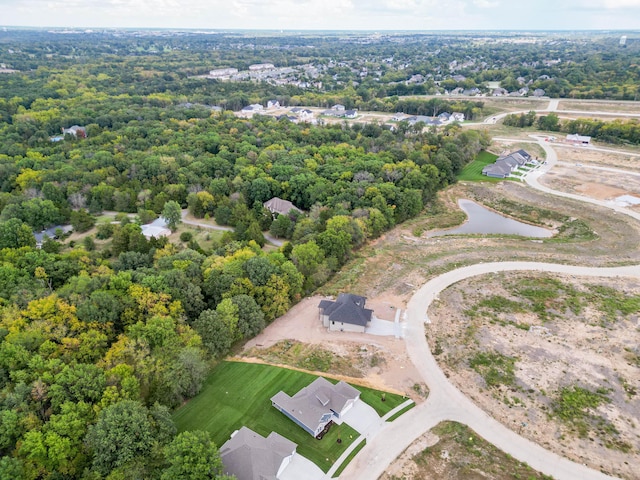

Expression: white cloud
xmin=473 ymin=0 xmax=499 ymax=7
xmin=601 ymin=0 xmax=640 ymax=7
xmin=0 ymin=0 xmax=639 ymax=29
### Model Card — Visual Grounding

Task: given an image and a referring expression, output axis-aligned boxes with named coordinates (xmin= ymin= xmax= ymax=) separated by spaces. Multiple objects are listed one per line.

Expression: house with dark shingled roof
xmin=318 ymin=293 xmax=374 ymax=333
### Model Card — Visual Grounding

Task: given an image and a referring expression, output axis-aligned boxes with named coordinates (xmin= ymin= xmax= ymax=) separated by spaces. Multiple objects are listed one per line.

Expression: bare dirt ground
xmin=558 ymin=101 xmax=640 ymax=114
xmin=554 ymin=146 xmax=640 ymax=171
xmin=426 ymin=272 xmax=640 ymax=480
xmin=241 ymin=296 xmax=425 ymax=400
xmin=540 ymin=162 xmax=640 ymax=211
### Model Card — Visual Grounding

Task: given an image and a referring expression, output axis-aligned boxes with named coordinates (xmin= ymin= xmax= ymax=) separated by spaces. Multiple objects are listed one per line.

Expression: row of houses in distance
xmin=240 ymin=102 xmax=469 ymax=129
xmin=482 ymin=149 xmax=536 ymax=178
xmin=392 ymin=111 xmax=464 ymax=126
xmin=239 ymin=103 xmax=359 ymax=123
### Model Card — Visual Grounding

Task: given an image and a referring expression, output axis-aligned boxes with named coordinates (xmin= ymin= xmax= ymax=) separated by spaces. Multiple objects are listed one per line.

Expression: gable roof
xmin=220 ymin=427 xmax=296 ymax=480
xmin=271 ymin=378 xmax=360 ymax=433
xmin=566 ymin=133 xmax=591 ymax=143
xmin=263 ymin=197 xmax=302 ymax=216
xmin=318 ymin=293 xmax=373 ymax=327
xmin=482 ymin=162 xmax=512 ymax=177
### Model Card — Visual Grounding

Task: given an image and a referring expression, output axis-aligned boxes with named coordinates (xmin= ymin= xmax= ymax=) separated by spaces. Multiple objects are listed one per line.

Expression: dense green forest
xmin=0 ymin=30 xmax=497 ymax=479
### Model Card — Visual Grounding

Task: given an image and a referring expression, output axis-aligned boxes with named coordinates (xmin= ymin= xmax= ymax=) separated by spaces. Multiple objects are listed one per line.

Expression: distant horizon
xmin=1 ymin=26 xmax=639 ymax=33
xmin=2 ymin=0 xmax=640 ymax=32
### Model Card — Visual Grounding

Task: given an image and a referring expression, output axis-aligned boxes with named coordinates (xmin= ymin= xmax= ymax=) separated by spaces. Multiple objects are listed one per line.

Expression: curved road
xmin=180 ymin=209 xmax=284 ymax=246
xmin=339 ymin=137 xmax=640 ymax=479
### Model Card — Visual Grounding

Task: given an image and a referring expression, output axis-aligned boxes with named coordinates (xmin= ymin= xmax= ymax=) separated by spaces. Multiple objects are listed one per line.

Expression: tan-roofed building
xmin=263 ymin=197 xmax=302 ymax=217
xmin=220 ymin=427 xmax=296 ymax=480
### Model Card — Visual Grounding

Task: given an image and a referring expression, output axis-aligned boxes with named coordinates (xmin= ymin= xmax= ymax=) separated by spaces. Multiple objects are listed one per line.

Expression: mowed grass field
xmin=457 ymin=151 xmax=501 ymax=182
xmin=173 ymin=361 xmax=409 ymax=472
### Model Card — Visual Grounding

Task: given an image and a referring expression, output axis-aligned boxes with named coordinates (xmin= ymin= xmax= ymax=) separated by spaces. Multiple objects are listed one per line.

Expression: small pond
xmin=428 ymin=199 xmax=554 ymax=238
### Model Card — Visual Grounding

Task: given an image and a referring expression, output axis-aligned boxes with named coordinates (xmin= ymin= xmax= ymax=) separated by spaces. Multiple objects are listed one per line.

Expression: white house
xmin=566 ymin=134 xmax=591 ymax=145
xmin=267 ymin=99 xmax=280 ymax=109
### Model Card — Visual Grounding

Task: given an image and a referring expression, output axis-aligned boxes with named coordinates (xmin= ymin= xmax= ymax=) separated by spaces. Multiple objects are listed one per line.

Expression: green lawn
xmin=173 ymin=361 xmax=407 ymax=472
xmin=457 ymin=151 xmax=502 ymax=182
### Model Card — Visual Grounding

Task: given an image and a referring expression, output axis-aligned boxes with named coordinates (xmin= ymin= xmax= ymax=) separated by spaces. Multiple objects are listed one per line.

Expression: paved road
xmin=525 ymin=136 xmax=640 ymax=222
xmin=341 ymin=261 xmax=640 ymax=480
xmin=338 ymin=139 xmax=640 ymax=480
xmin=180 ymin=209 xmax=284 ymax=246
xmin=180 ymin=209 xmax=233 ymax=232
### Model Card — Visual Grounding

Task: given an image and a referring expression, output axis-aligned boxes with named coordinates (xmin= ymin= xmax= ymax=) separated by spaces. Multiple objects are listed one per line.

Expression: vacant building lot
xmin=380 ymin=421 xmax=554 ymax=480
xmin=540 ymin=162 xmax=640 ymax=210
xmin=426 ymin=272 xmax=640 ymax=480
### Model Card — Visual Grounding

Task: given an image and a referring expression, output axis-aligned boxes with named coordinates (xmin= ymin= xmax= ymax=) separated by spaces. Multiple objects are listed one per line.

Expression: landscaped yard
xmin=457 ymin=151 xmax=501 ymax=182
xmin=173 ymin=361 xmax=409 ymax=472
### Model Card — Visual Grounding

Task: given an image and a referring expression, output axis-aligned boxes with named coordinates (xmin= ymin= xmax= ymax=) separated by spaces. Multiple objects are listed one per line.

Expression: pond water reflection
xmin=428 ymin=199 xmax=554 ymax=238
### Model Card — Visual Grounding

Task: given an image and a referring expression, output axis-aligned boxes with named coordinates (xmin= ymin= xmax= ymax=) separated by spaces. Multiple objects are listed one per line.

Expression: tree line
xmin=503 ymin=111 xmax=640 ymax=145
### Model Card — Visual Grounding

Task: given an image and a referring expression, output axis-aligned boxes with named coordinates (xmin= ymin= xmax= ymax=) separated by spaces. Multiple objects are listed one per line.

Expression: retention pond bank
xmin=428 ymin=199 xmax=554 ymax=238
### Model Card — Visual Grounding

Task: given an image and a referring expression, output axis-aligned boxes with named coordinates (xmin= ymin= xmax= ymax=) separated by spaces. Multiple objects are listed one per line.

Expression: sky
xmin=1 ymin=0 xmax=640 ymax=31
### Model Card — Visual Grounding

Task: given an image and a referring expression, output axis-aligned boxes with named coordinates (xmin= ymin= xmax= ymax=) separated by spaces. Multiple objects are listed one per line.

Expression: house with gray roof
xmin=271 ymin=377 xmax=361 ymax=438
xmin=482 ymin=161 xmax=513 ymax=178
xmin=263 ymin=197 xmax=302 ymax=217
xmin=220 ymin=427 xmax=296 ymax=480
xmin=482 ymin=149 xmax=533 ymax=178
xmin=34 ymin=225 xmax=72 ymax=248
xmin=319 ymin=293 xmax=373 ymax=333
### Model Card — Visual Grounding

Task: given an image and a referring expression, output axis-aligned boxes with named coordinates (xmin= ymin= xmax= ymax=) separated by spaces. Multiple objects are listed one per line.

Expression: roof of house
xmin=513 ymin=149 xmax=532 ymax=161
xmin=497 ymin=150 xmax=529 ymax=167
xmin=220 ymin=427 xmax=296 ymax=480
xmin=566 ymin=134 xmax=591 ymax=143
xmin=242 ymin=104 xmax=264 ymax=111
xmin=34 ymin=225 xmax=72 ymax=244
xmin=271 ymin=377 xmax=360 ymax=433
xmin=63 ymin=125 xmax=87 ymax=136
xmin=263 ymin=197 xmax=302 ymax=216
xmin=140 ymin=225 xmax=171 ymax=239
xmin=318 ymin=293 xmax=373 ymax=327
xmin=482 ymin=162 xmax=512 ymax=177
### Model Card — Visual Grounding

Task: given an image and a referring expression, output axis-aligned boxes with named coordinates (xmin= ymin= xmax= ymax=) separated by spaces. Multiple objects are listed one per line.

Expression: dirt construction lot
xmin=241 ymin=296 xmax=425 ymax=400
xmin=427 ymin=272 xmax=640 ymax=480
xmin=554 ymin=145 xmax=640 ymax=171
